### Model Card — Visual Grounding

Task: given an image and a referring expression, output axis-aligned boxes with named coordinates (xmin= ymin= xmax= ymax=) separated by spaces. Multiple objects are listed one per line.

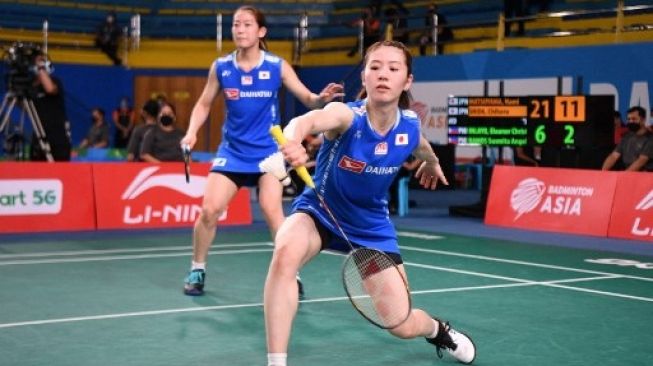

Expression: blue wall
xmin=2 ymin=41 xmax=651 ymax=150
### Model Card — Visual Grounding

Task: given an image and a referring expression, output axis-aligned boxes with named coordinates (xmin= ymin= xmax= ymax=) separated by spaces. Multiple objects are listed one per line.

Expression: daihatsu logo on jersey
xmin=224 ymin=88 xmax=239 ymax=100
xmin=510 ymin=178 xmax=594 ymax=220
xmin=120 ymin=167 xmax=226 ymax=224
xmin=631 ymin=190 xmax=653 ymax=237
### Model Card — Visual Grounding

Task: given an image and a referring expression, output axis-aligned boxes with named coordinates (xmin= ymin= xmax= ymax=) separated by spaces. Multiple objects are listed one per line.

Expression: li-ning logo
xmin=635 ymin=190 xmax=653 ymax=211
xmin=510 ymin=178 xmax=546 ymax=220
xmin=120 ymin=167 xmax=215 ymax=225
xmin=338 ymin=156 xmax=366 ymax=174
xmin=122 ymin=167 xmax=205 ymax=200
xmin=631 ymin=189 xmax=653 ymax=237
xmin=510 ymin=178 xmax=594 ymax=221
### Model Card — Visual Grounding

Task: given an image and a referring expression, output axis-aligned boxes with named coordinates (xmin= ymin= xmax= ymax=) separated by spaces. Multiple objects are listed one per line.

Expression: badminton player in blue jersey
xmin=181 ymin=5 xmax=343 ymax=297
xmin=264 ymin=41 xmax=476 ymax=366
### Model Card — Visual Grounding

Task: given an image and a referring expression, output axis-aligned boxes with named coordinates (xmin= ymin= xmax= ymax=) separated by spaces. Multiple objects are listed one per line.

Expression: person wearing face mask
xmin=112 ymin=96 xmax=136 ymax=148
xmin=140 ymin=102 xmax=184 ymax=163
xmin=78 ymin=107 xmax=109 ymax=149
xmin=602 ymin=106 xmax=653 ymax=172
xmin=126 ymin=99 xmax=159 ymax=162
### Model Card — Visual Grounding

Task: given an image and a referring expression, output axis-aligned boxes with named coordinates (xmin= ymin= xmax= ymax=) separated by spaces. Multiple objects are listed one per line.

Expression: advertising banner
xmin=93 ymin=163 xmax=251 ymax=230
xmin=0 ymin=162 xmax=96 ymax=233
xmin=485 ymin=165 xmax=618 ymax=236
xmin=607 ymin=172 xmax=653 ymax=242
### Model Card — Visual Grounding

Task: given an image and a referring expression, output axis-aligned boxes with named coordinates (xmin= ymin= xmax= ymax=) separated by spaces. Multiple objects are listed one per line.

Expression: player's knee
xmin=199 ymin=205 xmax=223 ymax=225
xmin=270 ymin=244 xmax=300 ymax=277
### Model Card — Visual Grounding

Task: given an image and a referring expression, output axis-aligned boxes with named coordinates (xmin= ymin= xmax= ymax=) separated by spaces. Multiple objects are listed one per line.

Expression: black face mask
xmin=159 ymin=115 xmax=174 ymax=126
xmin=627 ymin=123 xmax=641 ymax=132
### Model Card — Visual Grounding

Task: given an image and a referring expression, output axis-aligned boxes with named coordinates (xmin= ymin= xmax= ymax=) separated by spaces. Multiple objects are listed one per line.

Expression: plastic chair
xmin=397 ymin=177 xmax=410 ymax=217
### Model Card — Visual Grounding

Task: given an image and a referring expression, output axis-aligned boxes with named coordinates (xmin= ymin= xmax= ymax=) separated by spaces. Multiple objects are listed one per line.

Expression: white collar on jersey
xmin=231 ymin=50 xmax=265 ymax=72
xmin=363 ymin=99 xmax=401 ymax=136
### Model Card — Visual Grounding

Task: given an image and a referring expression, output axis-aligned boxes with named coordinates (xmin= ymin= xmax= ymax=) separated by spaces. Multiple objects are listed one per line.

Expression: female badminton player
xmin=264 ymin=40 xmax=476 ymax=366
xmin=180 ymin=5 xmax=343 ymax=297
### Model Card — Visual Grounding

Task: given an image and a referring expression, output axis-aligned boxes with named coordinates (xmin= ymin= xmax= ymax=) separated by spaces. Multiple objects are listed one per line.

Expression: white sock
xmin=427 ymin=318 xmax=440 ymax=339
xmin=191 ymin=261 xmax=206 ymax=271
xmin=267 ymin=353 xmax=287 ymax=366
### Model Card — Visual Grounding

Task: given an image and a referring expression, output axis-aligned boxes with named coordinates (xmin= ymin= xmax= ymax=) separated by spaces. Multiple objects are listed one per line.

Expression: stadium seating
xmin=0 ymin=0 xmax=652 ymax=68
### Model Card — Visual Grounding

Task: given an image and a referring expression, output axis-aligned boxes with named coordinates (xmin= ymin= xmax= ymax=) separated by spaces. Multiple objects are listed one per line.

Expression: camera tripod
xmin=0 ymin=91 xmax=54 ymax=162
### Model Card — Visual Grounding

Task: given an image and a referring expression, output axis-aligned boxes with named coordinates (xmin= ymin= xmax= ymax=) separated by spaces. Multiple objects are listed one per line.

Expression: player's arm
xmin=280 ymin=60 xmax=343 ymax=109
xmin=281 ymin=102 xmax=353 ymax=168
xmin=182 ymin=61 xmax=220 ymax=149
xmin=412 ymin=134 xmax=448 ymax=189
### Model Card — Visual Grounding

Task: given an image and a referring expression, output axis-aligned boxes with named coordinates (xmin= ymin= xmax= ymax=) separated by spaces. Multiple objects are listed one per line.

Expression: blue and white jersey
xmin=292 ymin=99 xmax=421 ymax=254
xmin=211 ymin=50 xmax=282 ymax=173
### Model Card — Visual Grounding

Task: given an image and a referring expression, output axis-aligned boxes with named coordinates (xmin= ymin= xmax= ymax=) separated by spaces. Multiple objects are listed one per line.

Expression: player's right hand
xmin=180 ymin=134 xmax=196 ymax=150
xmin=280 ymin=140 xmax=308 ymax=168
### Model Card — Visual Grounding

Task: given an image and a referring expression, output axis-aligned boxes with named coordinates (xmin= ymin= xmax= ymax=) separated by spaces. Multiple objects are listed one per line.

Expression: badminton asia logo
xmin=120 ymin=167 xmax=214 ymax=224
xmin=631 ymin=190 xmax=653 ymax=237
xmin=510 ymin=178 xmax=593 ymax=220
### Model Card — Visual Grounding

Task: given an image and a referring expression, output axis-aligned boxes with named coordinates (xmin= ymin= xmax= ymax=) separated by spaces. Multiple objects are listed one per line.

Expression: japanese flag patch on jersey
xmin=395 ymin=133 xmax=408 ymax=146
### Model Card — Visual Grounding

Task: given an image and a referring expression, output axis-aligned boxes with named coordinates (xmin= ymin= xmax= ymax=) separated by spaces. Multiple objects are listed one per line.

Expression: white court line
xmin=0 ymin=242 xmax=270 ymax=259
xmin=400 ymin=245 xmax=653 ymax=283
xmin=0 ymin=275 xmax=616 ymax=329
xmin=0 ymin=248 xmax=272 ymax=266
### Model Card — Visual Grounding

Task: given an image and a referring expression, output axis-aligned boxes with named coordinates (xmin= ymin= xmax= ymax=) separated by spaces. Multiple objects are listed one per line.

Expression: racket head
xmin=182 ymin=144 xmax=191 ymax=183
xmin=341 ymin=247 xmax=412 ymax=329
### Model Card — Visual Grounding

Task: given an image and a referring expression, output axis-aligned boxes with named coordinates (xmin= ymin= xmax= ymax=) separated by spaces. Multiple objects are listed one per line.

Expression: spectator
xmin=126 ymin=99 xmax=159 ymax=161
xmin=78 ymin=107 xmax=109 ymax=149
xmin=112 ymin=96 xmax=136 ymax=148
xmin=602 ymin=106 xmax=653 ymax=172
xmin=419 ymin=3 xmax=453 ymax=56
xmin=513 ymin=146 xmax=541 ymax=166
xmin=95 ymin=11 xmax=123 ymax=65
xmin=347 ymin=5 xmax=381 ymax=57
xmin=140 ymin=102 xmax=184 ymax=163
xmin=504 ymin=0 xmax=526 ymax=36
xmin=385 ymin=6 xmax=409 ymax=44
xmin=30 ymin=52 xmax=72 ymax=161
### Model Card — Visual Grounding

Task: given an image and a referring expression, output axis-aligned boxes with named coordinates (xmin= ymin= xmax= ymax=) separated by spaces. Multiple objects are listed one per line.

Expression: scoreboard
xmin=447 ymin=95 xmax=615 ymax=147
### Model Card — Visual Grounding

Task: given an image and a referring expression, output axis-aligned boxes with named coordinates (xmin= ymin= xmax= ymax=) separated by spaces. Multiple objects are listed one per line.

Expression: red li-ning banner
xmin=485 ymin=166 xmax=618 ymax=237
xmin=93 ymin=163 xmax=251 ymax=230
xmin=608 ymin=172 xmax=653 ymax=242
xmin=0 ymin=162 xmax=96 ymax=233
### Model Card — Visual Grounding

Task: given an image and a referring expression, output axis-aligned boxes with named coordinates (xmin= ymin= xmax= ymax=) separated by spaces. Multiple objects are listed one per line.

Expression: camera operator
xmin=29 ymin=54 xmax=72 ymax=161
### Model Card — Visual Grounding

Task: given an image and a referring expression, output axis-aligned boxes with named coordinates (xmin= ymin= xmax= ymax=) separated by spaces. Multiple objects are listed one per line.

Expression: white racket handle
xmin=270 ymin=125 xmax=315 ymax=189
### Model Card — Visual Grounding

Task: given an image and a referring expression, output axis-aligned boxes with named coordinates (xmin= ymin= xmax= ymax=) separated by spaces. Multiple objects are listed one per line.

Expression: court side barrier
xmin=486 ymin=166 xmax=652 ymax=242
xmin=0 ymin=162 xmax=252 ymax=233
xmin=0 ymin=162 xmax=97 ymax=233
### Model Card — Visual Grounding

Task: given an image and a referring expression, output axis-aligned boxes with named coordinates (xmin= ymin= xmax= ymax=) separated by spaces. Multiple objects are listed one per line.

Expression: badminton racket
xmin=270 ymin=125 xmax=411 ymax=329
xmin=182 ymin=144 xmax=191 ymax=183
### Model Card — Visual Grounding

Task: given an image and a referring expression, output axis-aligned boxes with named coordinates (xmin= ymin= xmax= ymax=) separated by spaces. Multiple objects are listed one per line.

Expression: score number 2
xmin=534 ymin=125 xmax=576 ymax=145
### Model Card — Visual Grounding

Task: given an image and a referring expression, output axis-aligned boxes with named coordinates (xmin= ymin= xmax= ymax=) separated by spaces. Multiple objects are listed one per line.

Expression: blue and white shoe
xmin=184 ymin=269 xmax=206 ymax=296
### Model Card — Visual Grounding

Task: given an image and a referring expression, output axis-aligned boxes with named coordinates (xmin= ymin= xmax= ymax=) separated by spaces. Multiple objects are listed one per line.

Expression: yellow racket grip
xmin=270 ymin=125 xmax=315 ymax=189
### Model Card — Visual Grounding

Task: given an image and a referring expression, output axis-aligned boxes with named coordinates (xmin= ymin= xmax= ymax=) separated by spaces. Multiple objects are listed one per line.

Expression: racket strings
xmin=343 ymin=249 xmax=410 ymax=329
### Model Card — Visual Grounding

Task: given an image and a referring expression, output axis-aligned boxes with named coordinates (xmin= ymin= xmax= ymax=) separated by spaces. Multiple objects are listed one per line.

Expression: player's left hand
xmin=415 ymin=161 xmax=448 ymax=190
xmin=318 ymin=82 xmax=345 ymax=104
